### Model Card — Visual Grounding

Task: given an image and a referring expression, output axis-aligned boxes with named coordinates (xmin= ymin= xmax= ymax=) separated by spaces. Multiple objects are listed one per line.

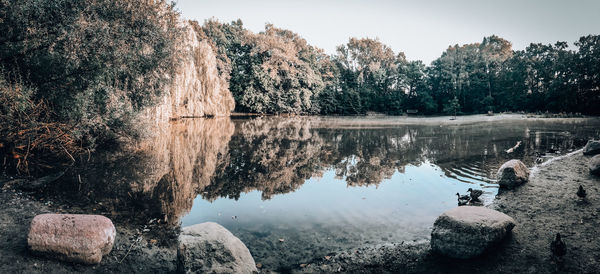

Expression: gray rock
xmin=590 ymin=155 xmax=600 ymax=175
xmin=177 ymin=222 xmax=257 ymax=274
xmin=583 ymin=140 xmax=600 ymax=156
xmin=431 ymin=206 xmax=516 ymax=259
xmin=497 ymin=159 xmax=529 ymax=188
xmin=27 ymin=214 xmax=116 ymax=264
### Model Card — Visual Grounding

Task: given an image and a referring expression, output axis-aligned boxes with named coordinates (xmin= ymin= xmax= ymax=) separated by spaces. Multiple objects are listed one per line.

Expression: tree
xmin=443 ymin=96 xmax=461 ymax=118
xmin=332 ymin=38 xmax=407 ymax=113
xmin=574 ymin=35 xmax=600 ymax=115
xmin=197 ymin=21 xmax=330 ymax=114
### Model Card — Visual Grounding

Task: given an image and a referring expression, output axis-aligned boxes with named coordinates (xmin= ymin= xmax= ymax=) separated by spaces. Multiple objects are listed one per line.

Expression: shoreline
xmin=293 ymin=150 xmax=600 ymax=273
xmin=227 ymin=113 xmax=599 ymax=129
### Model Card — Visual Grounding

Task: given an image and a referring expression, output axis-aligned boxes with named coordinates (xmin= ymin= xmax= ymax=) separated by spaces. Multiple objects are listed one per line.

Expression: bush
xmin=0 ymin=73 xmax=80 ymax=174
xmin=0 ymin=0 xmax=183 ymax=143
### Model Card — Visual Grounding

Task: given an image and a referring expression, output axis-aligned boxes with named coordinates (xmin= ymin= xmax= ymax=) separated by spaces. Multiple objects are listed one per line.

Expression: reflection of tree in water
xmin=53 ymin=118 xmax=234 ymax=225
xmin=202 ymin=117 xmax=323 ymax=200
xmin=206 ymin=118 xmax=596 ymax=199
xmin=50 ymin=117 xmax=597 ymax=225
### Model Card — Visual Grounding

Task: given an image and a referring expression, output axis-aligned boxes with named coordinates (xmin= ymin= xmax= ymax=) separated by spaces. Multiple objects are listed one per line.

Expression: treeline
xmin=196 ymin=19 xmax=600 ymax=116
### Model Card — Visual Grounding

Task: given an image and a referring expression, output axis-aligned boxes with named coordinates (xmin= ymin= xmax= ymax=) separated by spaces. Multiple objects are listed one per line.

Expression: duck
xmin=535 ymin=157 xmax=544 ymax=164
xmin=550 ymin=233 xmax=566 ymax=262
xmin=467 ymin=188 xmax=483 ymax=201
xmin=456 ymin=193 xmax=470 ymax=206
xmin=576 ymin=185 xmax=586 ymax=199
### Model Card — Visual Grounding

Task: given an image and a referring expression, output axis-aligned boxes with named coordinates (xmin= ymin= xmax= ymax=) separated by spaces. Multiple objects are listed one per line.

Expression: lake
xmin=49 ymin=115 xmax=600 ymax=271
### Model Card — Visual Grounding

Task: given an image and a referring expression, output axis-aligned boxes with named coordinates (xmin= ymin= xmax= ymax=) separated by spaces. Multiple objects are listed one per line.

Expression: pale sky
xmin=173 ymin=0 xmax=600 ymax=64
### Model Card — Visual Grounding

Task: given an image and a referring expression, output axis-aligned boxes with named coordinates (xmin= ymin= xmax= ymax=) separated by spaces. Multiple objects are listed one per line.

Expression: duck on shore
xmin=576 ymin=185 xmax=587 ymax=199
xmin=551 ymin=233 xmax=567 ymax=262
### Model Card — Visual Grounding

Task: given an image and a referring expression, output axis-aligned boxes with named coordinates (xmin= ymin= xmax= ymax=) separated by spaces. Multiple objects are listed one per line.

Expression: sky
xmin=173 ymin=0 xmax=600 ymax=64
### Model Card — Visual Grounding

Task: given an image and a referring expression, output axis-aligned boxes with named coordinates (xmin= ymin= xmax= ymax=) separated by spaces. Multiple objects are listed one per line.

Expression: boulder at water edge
xmin=177 ymin=222 xmax=257 ymax=274
xmin=28 ymin=214 xmax=116 ymax=264
xmin=583 ymin=140 xmax=600 ymax=156
xmin=431 ymin=206 xmax=516 ymax=259
xmin=497 ymin=159 xmax=529 ymax=189
xmin=590 ymin=155 xmax=600 ymax=175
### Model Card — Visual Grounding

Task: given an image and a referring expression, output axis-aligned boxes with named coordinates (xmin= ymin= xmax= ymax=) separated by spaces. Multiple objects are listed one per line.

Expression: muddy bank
xmin=0 ymin=186 xmax=177 ymax=273
xmin=293 ymin=151 xmax=600 ymax=273
xmin=1 ymin=147 xmax=600 ymax=273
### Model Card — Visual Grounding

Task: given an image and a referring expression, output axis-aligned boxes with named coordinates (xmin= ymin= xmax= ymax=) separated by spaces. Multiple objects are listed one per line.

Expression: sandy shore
xmin=312 ymin=113 xmax=593 ymax=128
xmin=1 ymin=141 xmax=599 ymax=273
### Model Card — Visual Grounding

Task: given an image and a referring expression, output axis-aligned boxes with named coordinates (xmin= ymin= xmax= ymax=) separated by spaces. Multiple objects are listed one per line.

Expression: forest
xmin=1 ymin=0 xmax=599 ymax=171
xmin=197 ymin=19 xmax=600 ymax=116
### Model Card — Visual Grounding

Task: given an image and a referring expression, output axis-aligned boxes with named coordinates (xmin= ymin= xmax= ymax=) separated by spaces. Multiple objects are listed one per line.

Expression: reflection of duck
xmin=467 ymin=188 xmax=483 ymax=201
xmin=548 ymin=146 xmax=559 ymax=154
xmin=456 ymin=193 xmax=470 ymax=206
xmin=550 ymin=233 xmax=566 ymax=262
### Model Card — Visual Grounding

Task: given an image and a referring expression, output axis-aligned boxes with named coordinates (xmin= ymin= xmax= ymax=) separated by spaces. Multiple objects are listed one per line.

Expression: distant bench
xmin=406 ymin=109 xmax=419 ymax=114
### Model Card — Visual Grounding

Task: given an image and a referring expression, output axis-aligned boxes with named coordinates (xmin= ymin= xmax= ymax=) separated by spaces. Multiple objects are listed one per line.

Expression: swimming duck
xmin=576 ymin=185 xmax=587 ymax=199
xmin=550 ymin=233 xmax=566 ymax=262
xmin=456 ymin=193 xmax=470 ymax=206
xmin=467 ymin=188 xmax=483 ymax=201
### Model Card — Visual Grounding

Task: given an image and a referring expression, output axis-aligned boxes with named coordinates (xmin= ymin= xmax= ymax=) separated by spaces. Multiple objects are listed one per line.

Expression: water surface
xmin=179 ymin=116 xmax=599 ymax=269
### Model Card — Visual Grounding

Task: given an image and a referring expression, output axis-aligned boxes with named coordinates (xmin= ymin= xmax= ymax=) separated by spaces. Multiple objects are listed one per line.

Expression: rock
xmin=177 ymin=222 xmax=257 ymax=274
xmin=590 ymin=155 xmax=600 ymax=175
xmin=27 ymin=214 xmax=116 ymax=264
xmin=583 ymin=140 xmax=600 ymax=156
xmin=497 ymin=159 xmax=529 ymax=188
xmin=431 ymin=206 xmax=516 ymax=259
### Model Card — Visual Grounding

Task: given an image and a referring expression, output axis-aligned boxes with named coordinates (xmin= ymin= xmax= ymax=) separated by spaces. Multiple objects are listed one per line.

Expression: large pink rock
xmin=28 ymin=214 xmax=116 ymax=264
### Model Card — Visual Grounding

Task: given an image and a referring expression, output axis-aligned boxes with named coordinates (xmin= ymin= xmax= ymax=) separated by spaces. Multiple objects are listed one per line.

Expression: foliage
xmin=331 ymin=38 xmax=407 ymax=114
xmin=195 ymin=19 xmax=600 ymax=116
xmin=0 ymin=0 xmax=183 ymax=142
xmin=195 ymin=20 xmax=330 ymax=114
xmin=443 ymin=96 xmax=461 ymax=116
xmin=0 ymin=73 xmax=81 ymax=174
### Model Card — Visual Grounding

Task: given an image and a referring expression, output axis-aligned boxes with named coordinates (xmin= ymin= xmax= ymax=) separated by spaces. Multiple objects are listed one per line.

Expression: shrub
xmin=0 ymin=73 xmax=80 ymax=174
xmin=0 ymin=0 xmax=183 ymax=143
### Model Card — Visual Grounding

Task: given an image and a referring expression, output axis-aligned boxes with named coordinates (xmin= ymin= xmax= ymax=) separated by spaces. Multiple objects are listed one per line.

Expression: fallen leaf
xmin=278 ymin=238 xmax=285 ymax=242
xmin=299 ymin=264 xmax=307 ymax=268
xmin=325 ymin=256 xmax=331 ymax=261
xmin=256 ymin=263 xmax=262 ymax=269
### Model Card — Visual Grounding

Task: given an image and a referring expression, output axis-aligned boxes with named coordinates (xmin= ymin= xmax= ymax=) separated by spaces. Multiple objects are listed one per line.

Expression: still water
xmin=54 ymin=115 xmax=600 ymax=270
xmin=180 ymin=115 xmax=599 ymax=269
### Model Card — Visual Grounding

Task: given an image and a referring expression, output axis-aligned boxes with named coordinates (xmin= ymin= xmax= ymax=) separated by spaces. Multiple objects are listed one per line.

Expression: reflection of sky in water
xmin=182 ymin=161 xmax=498 ymax=268
xmin=183 ymin=162 xmax=496 ymax=229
